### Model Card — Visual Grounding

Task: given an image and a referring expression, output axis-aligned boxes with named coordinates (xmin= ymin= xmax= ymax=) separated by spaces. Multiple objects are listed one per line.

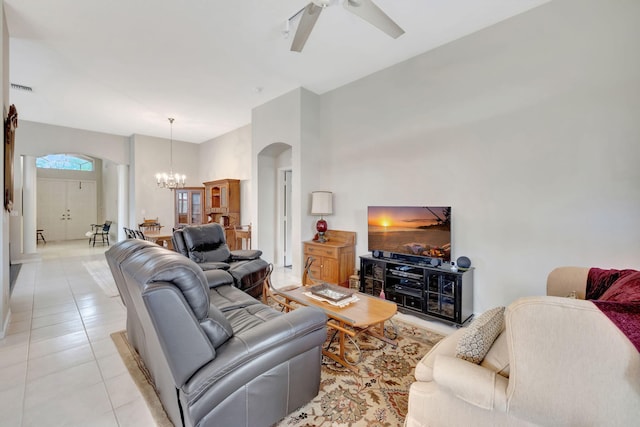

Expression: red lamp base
xmin=316 ymin=218 xmax=328 ymax=242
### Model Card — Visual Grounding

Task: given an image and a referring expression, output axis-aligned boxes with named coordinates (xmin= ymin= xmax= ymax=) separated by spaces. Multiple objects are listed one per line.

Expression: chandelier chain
xmin=155 ymin=117 xmax=185 ymax=189
xmin=169 ymin=117 xmax=174 ymax=174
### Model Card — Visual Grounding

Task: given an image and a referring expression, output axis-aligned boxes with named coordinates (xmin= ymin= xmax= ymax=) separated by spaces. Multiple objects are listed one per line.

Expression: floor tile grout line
xmin=15 ymin=260 xmax=36 ymax=427
xmin=20 ymin=241 xmax=119 ymax=427
xmin=63 ymin=245 xmax=129 ymax=422
xmin=16 ymin=267 xmax=34 ymax=427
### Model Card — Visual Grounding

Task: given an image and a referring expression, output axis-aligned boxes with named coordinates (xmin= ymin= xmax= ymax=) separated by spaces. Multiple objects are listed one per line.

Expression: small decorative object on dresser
xmin=310 ymin=191 xmax=333 ymax=243
xmin=456 ymin=256 xmax=472 ymax=269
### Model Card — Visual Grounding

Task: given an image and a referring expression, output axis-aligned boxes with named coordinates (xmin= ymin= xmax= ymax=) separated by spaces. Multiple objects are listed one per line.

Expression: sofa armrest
xmin=143 ymin=283 xmax=216 ymax=387
xmin=230 ymin=249 xmax=263 ymax=261
xmin=203 ymin=269 xmax=234 ymax=289
xmin=198 ymin=261 xmax=231 ymax=271
xmin=546 ymin=266 xmax=589 ymax=299
xmin=433 ymin=355 xmax=508 ymax=411
xmin=182 ymin=306 xmax=327 ymax=405
xmin=414 ymin=328 xmax=466 ymax=382
xmin=504 ymin=296 xmax=640 ymax=425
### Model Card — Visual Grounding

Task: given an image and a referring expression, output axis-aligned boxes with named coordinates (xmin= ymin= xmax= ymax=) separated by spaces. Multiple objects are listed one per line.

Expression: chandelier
xmin=156 ymin=117 xmax=186 ymax=189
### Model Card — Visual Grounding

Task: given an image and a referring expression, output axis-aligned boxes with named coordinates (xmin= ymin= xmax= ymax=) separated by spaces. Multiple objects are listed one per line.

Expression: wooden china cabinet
xmin=203 ymin=179 xmax=241 ymax=249
xmin=174 ymin=187 xmax=205 ymax=228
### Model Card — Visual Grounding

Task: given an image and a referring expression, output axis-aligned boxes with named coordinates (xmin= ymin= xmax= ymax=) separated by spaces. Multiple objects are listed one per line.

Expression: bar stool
xmin=36 ymin=229 xmax=46 ymax=244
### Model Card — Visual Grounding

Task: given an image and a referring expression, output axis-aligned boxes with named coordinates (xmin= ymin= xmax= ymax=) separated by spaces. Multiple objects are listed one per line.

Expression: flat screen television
xmin=367 ymin=206 xmax=451 ymax=262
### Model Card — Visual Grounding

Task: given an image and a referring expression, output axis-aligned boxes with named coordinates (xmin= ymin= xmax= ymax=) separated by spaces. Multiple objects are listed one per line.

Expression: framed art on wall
xmin=4 ymin=104 xmax=17 ymax=212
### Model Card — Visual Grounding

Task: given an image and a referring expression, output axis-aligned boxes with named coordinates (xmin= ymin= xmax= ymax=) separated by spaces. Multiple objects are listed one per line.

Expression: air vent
xmin=11 ymin=83 xmax=33 ymax=92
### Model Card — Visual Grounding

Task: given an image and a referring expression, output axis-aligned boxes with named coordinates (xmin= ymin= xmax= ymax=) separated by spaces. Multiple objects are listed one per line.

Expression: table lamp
xmin=311 ymin=191 xmax=333 ymax=243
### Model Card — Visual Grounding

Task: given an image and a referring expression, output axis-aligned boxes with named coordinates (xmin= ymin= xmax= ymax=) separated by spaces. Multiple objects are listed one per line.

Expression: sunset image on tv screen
xmin=368 ymin=206 xmax=451 ymax=261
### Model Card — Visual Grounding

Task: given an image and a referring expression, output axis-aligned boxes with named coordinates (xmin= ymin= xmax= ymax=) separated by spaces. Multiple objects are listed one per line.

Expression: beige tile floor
xmin=1 ymin=240 xmax=150 ymax=427
xmin=0 ymin=239 xmax=454 ymax=427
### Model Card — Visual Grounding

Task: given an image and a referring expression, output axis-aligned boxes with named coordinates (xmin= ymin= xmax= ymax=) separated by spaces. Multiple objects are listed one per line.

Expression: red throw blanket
xmin=587 ymin=268 xmax=640 ymax=352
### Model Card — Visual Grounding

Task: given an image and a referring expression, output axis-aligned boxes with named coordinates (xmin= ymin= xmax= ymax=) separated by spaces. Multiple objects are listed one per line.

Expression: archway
xmin=13 ymin=152 xmax=128 ymax=259
xmin=257 ymin=142 xmax=292 ymax=269
xmin=12 ymin=122 xmax=131 ymax=259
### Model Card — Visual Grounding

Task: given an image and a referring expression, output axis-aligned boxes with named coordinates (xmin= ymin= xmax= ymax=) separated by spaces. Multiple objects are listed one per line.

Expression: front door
xmin=37 ymin=178 xmax=98 ymax=241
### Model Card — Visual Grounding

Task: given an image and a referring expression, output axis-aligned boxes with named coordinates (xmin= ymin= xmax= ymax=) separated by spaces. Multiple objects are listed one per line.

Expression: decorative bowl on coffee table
xmin=309 ymin=283 xmax=353 ymax=302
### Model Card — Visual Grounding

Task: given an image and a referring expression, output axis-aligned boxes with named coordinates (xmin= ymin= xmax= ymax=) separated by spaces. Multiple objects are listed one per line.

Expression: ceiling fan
xmin=290 ymin=0 xmax=405 ymax=52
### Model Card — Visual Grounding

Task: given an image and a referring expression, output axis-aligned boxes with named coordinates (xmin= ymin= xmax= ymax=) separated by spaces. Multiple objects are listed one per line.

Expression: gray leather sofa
xmin=105 ymin=239 xmax=327 ymax=427
xmin=172 ymin=223 xmax=270 ymax=299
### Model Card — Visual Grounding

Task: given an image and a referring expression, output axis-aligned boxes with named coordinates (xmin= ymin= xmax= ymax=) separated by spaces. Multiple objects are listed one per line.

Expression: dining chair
xmin=139 ymin=217 xmax=162 ymax=233
xmin=89 ymin=220 xmax=112 ymax=246
xmin=234 ymin=224 xmax=252 ymax=250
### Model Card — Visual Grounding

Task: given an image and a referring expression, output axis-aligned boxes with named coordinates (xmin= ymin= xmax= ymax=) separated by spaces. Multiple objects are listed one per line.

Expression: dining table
xmin=143 ymin=230 xmax=174 ymax=250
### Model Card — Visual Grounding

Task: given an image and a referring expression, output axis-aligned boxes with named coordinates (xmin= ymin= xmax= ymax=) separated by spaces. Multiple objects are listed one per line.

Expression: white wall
xmin=198 ymin=124 xmax=252 ymax=224
xmin=251 ymin=88 xmax=326 ymax=275
xmin=316 ymin=0 xmax=640 ymax=311
xmin=101 ymin=160 xmax=119 ymax=227
xmin=198 ymin=124 xmax=251 ymax=183
xmin=17 ymin=121 xmax=129 ymax=163
xmin=1 ymin=0 xmax=10 ymax=337
xmin=252 ymin=89 xmax=303 ymax=267
xmin=130 ymin=134 xmax=199 ymax=230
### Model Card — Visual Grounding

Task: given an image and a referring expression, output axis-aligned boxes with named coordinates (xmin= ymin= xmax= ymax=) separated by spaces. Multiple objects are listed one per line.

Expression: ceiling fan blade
xmin=344 ymin=0 xmax=405 ymax=39
xmin=291 ymin=3 xmax=324 ymax=52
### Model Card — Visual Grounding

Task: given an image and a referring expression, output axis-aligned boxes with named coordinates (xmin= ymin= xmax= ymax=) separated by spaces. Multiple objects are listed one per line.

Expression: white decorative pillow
xmin=456 ymin=306 xmax=505 ymax=364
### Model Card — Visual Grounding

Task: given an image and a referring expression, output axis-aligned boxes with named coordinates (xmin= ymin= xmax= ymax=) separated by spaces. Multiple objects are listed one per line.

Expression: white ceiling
xmin=5 ymin=0 xmax=549 ymax=143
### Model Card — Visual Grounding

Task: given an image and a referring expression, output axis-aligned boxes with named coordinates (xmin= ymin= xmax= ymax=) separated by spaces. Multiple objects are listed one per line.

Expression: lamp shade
xmin=311 ymin=191 xmax=333 ymax=215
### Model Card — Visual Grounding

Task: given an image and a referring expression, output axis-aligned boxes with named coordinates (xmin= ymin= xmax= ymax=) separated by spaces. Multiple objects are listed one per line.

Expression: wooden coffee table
xmin=268 ymin=283 xmax=398 ymax=372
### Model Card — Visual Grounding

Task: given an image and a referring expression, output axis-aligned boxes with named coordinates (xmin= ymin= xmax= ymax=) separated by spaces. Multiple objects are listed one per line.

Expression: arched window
xmin=36 ymin=154 xmax=94 ymax=171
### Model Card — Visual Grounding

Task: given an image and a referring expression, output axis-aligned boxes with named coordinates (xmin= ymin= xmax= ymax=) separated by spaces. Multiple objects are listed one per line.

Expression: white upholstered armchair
xmin=405 ymin=267 xmax=640 ymax=426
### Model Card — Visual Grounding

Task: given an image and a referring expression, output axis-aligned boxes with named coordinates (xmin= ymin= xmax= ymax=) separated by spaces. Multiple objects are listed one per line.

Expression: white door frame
xmin=277 ymin=167 xmax=293 ymax=267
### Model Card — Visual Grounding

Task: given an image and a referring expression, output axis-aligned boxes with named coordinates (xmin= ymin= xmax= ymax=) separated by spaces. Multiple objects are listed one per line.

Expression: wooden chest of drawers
xmin=303 ymin=230 xmax=356 ymax=287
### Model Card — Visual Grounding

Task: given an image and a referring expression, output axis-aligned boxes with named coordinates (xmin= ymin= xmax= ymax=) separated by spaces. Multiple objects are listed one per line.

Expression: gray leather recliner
xmin=173 ymin=223 xmax=270 ymax=298
xmin=105 ymin=239 xmax=327 ymax=427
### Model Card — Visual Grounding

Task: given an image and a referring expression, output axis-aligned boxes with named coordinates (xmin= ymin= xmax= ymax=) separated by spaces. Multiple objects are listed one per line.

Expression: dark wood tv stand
xmin=359 ymin=254 xmax=474 ymax=327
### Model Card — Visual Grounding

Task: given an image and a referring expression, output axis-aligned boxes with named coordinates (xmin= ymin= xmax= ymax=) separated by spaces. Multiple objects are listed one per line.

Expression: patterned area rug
xmin=111 ymin=319 xmax=443 ymax=427
xmin=276 ymin=320 xmax=443 ymax=426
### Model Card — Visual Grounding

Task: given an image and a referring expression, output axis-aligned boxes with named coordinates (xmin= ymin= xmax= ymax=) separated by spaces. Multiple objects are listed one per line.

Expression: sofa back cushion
xmin=182 ymin=223 xmax=232 ymax=264
xmin=128 ymin=243 xmax=212 ymax=320
xmin=172 ymin=229 xmax=189 ymax=256
xmin=110 ymin=240 xmax=225 ymax=388
xmin=106 ymin=238 xmax=160 ymax=307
